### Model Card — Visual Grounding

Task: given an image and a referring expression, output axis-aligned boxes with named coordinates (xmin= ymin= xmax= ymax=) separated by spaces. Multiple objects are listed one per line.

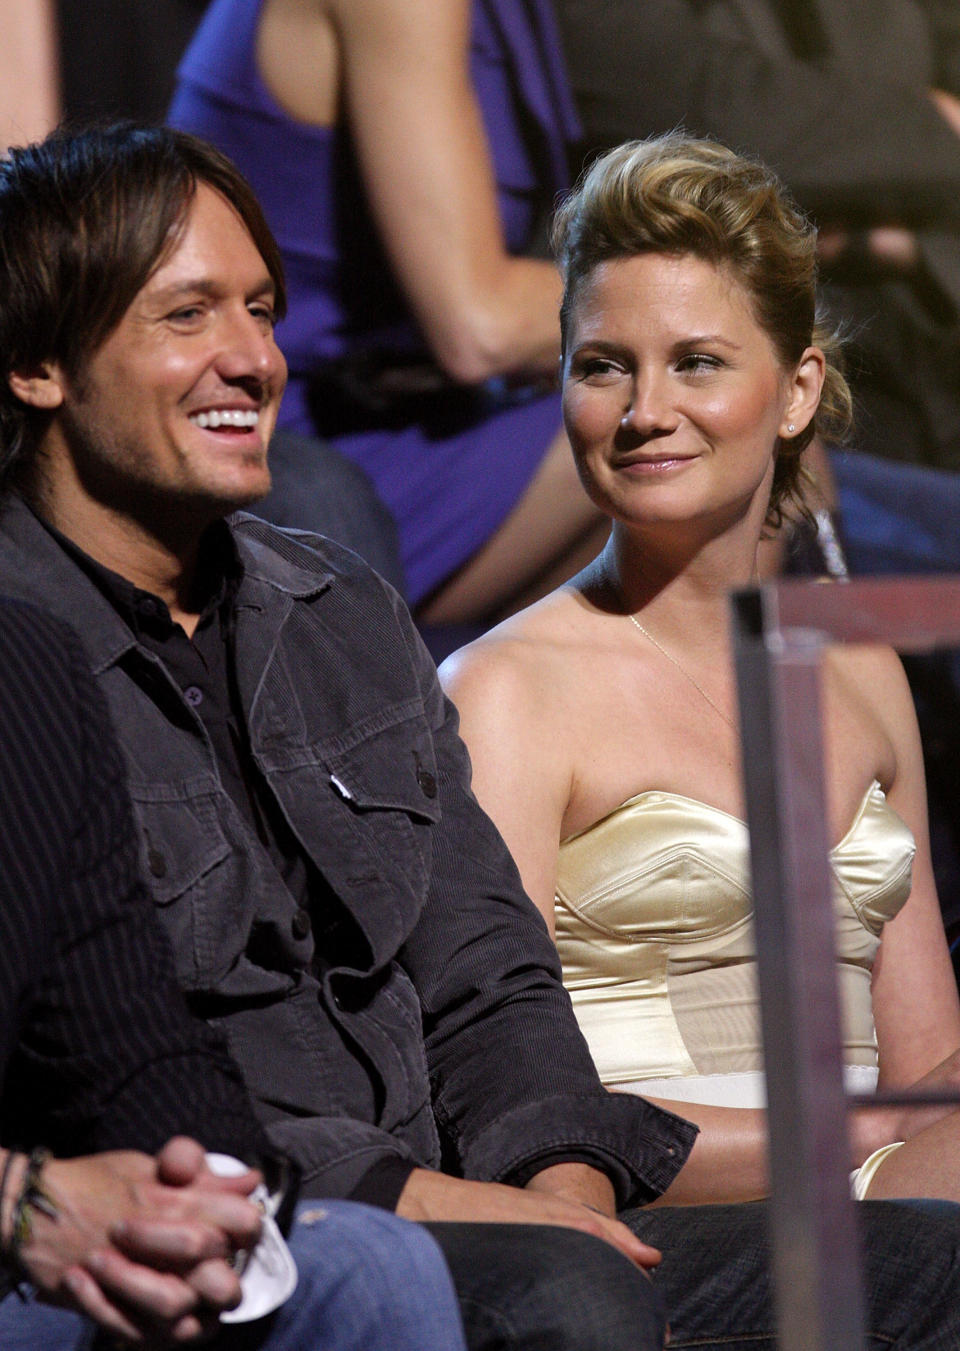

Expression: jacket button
xmin=291 ymin=908 xmax=311 ymax=941
xmin=147 ymin=849 xmax=167 ymax=879
xmin=416 ymin=766 xmax=438 ymax=798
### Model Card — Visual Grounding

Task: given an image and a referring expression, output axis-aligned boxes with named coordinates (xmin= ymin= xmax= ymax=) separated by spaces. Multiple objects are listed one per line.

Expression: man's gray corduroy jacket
xmin=0 ymin=492 xmax=696 ymax=1204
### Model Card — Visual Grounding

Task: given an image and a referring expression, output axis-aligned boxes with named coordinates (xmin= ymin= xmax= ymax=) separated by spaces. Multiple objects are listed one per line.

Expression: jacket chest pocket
xmin=331 ymin=704 xmax=438 ymax=812
xmin=128 ymin=787 xmax=243 ymax=992
xmin=283 ymin=711 xmax=443 ymax=938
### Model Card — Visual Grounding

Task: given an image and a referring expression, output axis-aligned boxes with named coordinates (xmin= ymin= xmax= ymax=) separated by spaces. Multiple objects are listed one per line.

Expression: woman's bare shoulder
xmin=439 ymin=587 xmax=594 ymax=715
xmin=439 ymin=591 xmax=592 ymax=879
xmin=826 ymin=641 xmax=912 ymax=718
xmin=822 ymin=641 xmax=914 ymax=794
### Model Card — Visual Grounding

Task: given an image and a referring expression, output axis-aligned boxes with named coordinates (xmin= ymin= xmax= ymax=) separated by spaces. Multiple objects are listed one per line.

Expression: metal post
xmin=728 ymin=576 xmax=960 ymax=1348
xmin=732 ymin=588 xmax=866 ymax=1351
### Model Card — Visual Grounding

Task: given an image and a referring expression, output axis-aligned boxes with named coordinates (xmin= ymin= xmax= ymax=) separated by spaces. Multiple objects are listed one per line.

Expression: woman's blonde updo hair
xmin=552 ymin=133 xmax=852 ymax=525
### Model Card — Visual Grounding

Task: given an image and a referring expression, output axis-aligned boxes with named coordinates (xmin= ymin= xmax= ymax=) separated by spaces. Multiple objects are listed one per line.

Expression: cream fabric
xmin=555 ymin=781 xmax=915 ymax=1087
xmin=851 ymin=1141 xmax=906 ymax=1200
xmin=608 ymin=1064 xmax=879 ymax=1108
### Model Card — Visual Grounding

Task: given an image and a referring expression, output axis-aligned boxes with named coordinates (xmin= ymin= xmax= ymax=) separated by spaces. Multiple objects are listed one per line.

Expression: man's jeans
xmin=628 ymin=1198 xmax=960 ymax=1350
xmin=426 ymin=1221 xmax=666 ymax=1351
xmin=8 ymin=1196 xmax=960 ymax=1351
xmin=0 ymin=1201 xmax=466 ymax=1351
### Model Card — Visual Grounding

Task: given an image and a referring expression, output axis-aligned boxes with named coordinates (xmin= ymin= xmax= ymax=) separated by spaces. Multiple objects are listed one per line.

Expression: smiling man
xmin=5 ymin=123 xmax=960 ymax=1351
xmin=0 ymin=123 xmax=671 ymax=1351
xmin=4 ymin=145 xmax=284 ymax=617
xmin=37 ymin=181 xmax=279 ymax=540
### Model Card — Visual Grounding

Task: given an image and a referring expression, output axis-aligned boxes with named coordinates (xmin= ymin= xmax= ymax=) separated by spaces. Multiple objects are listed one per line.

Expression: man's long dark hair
xmin=0 ymin=123 xmax=287 ymax=487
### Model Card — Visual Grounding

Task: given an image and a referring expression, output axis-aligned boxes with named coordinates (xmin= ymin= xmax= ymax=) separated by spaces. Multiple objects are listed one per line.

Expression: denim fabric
xmin=625 ymin=1198 xmax=960 ymax=1350
xmin=0 ymin=1201 xmax=466 ymax=1351
xmin=427 ymin=1222 xmax=665 ymax=1351
xmin=0 ymin=494 xmax=695 ymax=1206
xmin=832 ymin=450 xmax=960 ymax=577
xmin=220 ymin=1202 xmax=466 ymax=1351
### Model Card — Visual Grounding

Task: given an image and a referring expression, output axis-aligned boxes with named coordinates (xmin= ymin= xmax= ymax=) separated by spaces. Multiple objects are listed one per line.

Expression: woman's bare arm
xmin=318 ymin=0 xmax=563 ymax=382
xmin=856 ymin=649 xmax=960 ymax=1091
xmin=441 ymin=634 xmax=571 ymax=928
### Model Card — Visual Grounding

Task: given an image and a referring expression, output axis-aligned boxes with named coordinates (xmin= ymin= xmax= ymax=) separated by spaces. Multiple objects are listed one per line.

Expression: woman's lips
xmin=617 ymin=454 xmax=697 ymax=473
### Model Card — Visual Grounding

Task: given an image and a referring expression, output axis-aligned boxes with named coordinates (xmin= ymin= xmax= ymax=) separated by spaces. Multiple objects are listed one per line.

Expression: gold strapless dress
xmin=555 ymin=781 xmax=915 ymax=1102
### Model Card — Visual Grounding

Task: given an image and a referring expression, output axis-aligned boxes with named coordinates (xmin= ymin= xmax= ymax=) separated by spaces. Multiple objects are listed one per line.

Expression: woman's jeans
xmin=627 ymin=1198 xmax=960 ymax=1350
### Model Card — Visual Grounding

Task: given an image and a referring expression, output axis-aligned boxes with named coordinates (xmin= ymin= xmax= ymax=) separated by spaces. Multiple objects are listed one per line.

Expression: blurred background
xmin=3 ymin=0 xmax=960 ymax=971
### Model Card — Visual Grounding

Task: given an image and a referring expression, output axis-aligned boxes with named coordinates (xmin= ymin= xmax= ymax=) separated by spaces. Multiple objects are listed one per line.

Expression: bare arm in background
xmin=258 ymin=0 xmax=563 ymax=383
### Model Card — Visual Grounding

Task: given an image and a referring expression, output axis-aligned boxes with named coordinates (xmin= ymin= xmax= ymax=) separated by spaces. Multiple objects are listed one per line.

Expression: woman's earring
xmin=787 ymin=423 xmax=796 ymax=433
xmin=620 ymin=412 xmax=632 ymax=429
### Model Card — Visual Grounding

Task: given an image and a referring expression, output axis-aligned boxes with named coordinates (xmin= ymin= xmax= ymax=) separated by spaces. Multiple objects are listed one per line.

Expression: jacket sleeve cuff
xmin=347 ymin=1156 xmax=417 ymax=1211
xmin=460 ymin=1093 xmax=699 ymax=1209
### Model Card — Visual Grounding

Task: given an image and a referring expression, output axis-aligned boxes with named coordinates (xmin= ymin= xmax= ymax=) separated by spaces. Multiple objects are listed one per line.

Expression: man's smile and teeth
xmin=188 ymin=407 xmax=262 ymax=431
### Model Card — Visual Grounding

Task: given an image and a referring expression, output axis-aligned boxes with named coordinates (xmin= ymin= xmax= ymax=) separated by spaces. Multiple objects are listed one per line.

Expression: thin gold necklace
xmin=607 ymin=573 xmax=735 ymax=730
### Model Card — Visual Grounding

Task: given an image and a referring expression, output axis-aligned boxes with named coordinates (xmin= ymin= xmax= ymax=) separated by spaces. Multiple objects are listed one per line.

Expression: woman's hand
xmin=818 ymin=225 xmax=919 ymax=273
xmin=931 ymin=87 xmax=960 ymax=139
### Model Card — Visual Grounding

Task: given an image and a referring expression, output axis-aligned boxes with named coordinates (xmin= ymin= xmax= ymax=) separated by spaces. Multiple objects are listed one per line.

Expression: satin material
xmin=607 ymin=1064 xmax=879 ymax=1108
xmin=556 ymin=781 xmax=915 ymax=1087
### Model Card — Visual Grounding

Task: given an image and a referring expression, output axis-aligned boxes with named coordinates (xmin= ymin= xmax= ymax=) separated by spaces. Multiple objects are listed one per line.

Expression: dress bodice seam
xmin=556 ymin=850 xmax=753 ymax=944
xmin=833 ymin=854 xmax=916 ymax=927
xmin=560 ymin=779 xmax=886 ymax=854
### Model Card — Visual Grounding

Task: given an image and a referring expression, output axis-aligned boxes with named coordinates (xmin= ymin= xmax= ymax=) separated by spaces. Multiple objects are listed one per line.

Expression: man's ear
xmin=8 ymin=363 xmax=66 ymax=411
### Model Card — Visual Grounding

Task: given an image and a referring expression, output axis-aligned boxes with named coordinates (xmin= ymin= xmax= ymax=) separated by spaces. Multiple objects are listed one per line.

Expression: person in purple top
xmin=169 ymin=0 xmax=608 ymax=621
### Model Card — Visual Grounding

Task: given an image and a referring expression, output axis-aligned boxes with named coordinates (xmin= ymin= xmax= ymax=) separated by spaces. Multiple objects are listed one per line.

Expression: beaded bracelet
xmin=9 ymin=1148 xmax=59 ymax=1272
xmin=0 ymin=1150 xmax=24 ymax=1255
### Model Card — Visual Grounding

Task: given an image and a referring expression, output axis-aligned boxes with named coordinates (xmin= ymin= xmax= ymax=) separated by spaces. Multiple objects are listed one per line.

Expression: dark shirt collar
xmin=34 ymin=513 xmax=244 ymax=639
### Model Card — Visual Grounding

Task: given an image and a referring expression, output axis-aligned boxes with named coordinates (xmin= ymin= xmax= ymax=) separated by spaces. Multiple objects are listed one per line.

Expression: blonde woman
xmin=442 ymin=134 xmax=960 ymax=1205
